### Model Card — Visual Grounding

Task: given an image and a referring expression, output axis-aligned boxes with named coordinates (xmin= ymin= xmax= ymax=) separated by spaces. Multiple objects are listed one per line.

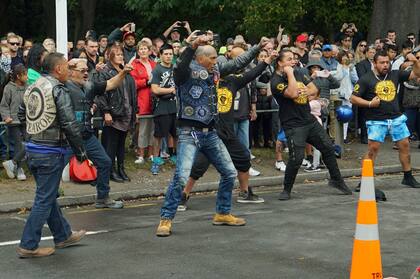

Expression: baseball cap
xmin=322 ymin=44 xmax=333 ymax=51
xmin=296 ymin=34 xmax=308 ymax=43
xmin=123 ymin=31 xmax=136 ymax=40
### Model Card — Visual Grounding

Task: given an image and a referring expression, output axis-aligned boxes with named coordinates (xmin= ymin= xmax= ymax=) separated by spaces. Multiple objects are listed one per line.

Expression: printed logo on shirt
xmin=293 ymin=82 xmax=308 ymax=105
xmin=375 ymin=80 xmax=396 ymax=102
xmin=276 ymin=83 xmax=286 ymax=92
xmin=217 ymin=87 xmax=233 ymax=113
xmin=353 ymin=84 xmax=360 ymax=94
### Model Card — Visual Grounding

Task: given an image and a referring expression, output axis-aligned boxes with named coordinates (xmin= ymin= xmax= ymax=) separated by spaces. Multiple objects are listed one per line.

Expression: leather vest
xmin=24 ymin=75 xmax=65 ymax=144
xmin=177 ymin=61 xmax=217 ymax=125
xmin=66 ymin=80 xmax=92 ymax=130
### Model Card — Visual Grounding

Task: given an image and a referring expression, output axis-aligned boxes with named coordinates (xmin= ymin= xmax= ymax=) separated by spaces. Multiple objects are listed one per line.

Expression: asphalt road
xmin=0 ymin=174 xmax=420 ymax=279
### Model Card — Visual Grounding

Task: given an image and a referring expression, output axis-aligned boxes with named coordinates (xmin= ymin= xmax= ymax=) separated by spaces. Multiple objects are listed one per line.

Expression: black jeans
xmin=7 ymin=125 xmax=26 ymax=168
xmin=284 ymin=122 xmax=342 ymax=192
xmin=251 ymin=113 xmax=272 ymax=147
xmin=101 ymin=126 xmax=128 ymax=168
xmin=190 ymin=134 xmax=251 ymax=180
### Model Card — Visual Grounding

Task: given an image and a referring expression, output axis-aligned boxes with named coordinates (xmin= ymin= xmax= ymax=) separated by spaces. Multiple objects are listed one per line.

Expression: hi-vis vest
xmin=177 ymin=60 xmax=218 ymax=125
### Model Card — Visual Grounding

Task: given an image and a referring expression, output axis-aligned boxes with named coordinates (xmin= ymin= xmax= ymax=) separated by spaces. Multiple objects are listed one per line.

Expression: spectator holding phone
xmin=108 ymin=22 xmax=137 ymax=63
xmin=163 ymin=21 xmax=192 ymax=43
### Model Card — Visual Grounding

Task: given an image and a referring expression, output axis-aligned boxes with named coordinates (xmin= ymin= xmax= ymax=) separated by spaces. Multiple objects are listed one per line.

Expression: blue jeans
xmin=20 ymin=152 xmax=72 ymax=250
xmin=66 ymin=134 xmax=112 ymax=199
xmin=0 ymin=125 xmax=8 ymax=159
xmin=234 ymin=119 xmax=250 ymax=151
xmin=160 ymin=128 xmax=237 ymax=219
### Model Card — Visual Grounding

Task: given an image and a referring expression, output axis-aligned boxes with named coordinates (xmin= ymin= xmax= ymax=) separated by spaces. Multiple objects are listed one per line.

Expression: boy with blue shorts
xmin=351 ymin=50 xmax=420 ymax=188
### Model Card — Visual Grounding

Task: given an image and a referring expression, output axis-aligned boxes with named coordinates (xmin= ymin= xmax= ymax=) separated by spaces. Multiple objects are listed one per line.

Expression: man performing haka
xmin=156 ymin=32 xmax=271 ymax=237
xmin=271 ymin=49 xmax=353 ymax=200
xmin=351 ymin=50 xmax=420 ymax=189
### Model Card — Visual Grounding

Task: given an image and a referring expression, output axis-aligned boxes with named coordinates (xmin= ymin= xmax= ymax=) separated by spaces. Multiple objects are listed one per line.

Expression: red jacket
xmin=130 ymin=59 xmax=156 ymax=115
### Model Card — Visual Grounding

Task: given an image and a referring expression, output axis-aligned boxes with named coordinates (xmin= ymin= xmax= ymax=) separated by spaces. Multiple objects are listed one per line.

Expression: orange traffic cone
xmin=350 ymin=159 xmax=383 ymax=279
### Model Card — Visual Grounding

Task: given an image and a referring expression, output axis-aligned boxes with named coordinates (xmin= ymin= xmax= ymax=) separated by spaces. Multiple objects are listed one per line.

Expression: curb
xmin=0 ymin=165 xmax=404 ymax=213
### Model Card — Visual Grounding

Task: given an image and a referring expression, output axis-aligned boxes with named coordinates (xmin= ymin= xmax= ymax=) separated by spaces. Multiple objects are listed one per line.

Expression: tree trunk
xmin=0 ymin=0 xmax=12 ymax=36
xmin=42 ymin=0 xmax=56 ymax=38
xmin=80 ymin=0 xmax=97 ymax=38
xmin=368 ymin=0 xmax=420 ymax=45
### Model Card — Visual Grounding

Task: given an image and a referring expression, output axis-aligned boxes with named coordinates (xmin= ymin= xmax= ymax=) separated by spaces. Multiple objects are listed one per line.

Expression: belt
xmin=180 ymin=126 xmax=214 ymax=132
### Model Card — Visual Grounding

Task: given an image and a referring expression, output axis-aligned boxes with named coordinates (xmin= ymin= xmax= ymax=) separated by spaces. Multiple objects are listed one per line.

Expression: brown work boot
xmin=212 ymin=213 xmax=246 ymax=226
xmin=55 ymin=230 xmax=86 ymax=249
xmin=156 ymin=219 xmax=172 ymax=237
xmin=16 ymin=247 xmax=55 ymax=258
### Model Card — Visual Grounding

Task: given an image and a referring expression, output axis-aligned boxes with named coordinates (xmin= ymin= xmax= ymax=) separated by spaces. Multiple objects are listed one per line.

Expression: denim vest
xmin=177 ymin=61 xmax=217 ymax=125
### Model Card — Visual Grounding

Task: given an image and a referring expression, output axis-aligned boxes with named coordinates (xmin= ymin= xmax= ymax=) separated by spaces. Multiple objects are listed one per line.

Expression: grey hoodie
xmin=0 ymin=81 xmax=27 ymax=122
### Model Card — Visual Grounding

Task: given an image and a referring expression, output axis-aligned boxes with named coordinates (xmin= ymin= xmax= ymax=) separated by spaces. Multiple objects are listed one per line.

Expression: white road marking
xmin=0 ymin=230 xmax=108 ymax=247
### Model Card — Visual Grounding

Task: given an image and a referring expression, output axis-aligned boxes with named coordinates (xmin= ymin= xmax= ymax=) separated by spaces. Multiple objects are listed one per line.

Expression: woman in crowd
xmin=130 ymin=40 xmax=156 ymax=164
xmin=26 ymin=44 xmax=47 ymax=85
xmin=354 ymin=40 xmax=367 ymax=64
xmin=97 ymin=44 xmax=137 ymax=182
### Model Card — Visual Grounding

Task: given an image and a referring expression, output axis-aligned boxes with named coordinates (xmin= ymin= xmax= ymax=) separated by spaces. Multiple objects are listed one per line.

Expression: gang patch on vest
xmin=217 ymin=87 xmax=233 ymax=113
xmin=375 ymin=80 xmax=396 ymax=102
xmin=189 ymin=85 xmax=203 ymax=99
xmin=24 ymin=77 xmax=57 ymax=135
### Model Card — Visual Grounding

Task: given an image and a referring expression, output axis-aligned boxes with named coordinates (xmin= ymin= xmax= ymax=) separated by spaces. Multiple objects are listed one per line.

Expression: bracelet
xmin=368 ymin=101 xmax=372 ymax=108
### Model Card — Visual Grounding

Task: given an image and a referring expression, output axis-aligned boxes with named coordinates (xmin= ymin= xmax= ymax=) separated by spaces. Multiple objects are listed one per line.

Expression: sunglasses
xmin=408 ymin=37 xmax=415 ymax=40
xmin=8 ymin=42 xmax=19 ymax=46
xmin=360 ymin=44 xmax=367 ymax=47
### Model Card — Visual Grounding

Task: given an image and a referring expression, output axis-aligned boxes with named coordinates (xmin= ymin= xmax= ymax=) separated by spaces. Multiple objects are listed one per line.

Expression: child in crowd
xmin=0 ymin=64 xmax=28 ymax=180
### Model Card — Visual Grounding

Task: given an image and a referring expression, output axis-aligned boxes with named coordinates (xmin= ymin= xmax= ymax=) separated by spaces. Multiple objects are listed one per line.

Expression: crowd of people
xmin=0 ymin=20 xmax=420 ymax=256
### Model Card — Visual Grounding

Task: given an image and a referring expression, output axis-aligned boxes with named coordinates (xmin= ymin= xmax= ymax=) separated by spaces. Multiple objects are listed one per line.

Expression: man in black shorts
xmin=177 ymin=48 xmax=278 ymax=210
xmin=150 ymin=44 xmax=178 ymax=175
xmin=271 ymin=49 xmax=352 ymax=200
xmin=351 ymin=50 xmax=420 ymax=188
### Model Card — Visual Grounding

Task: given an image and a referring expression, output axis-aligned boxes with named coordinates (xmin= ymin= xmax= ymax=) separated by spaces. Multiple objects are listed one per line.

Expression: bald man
xmin=156 ymin=32 xmax=271 ymax=237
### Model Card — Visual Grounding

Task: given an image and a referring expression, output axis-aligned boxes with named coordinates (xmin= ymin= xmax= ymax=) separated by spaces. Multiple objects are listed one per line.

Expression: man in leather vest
xmin=16 ymin=53 xmax=88 ymax=258
xmin=66 ymin=58 xmax=133 ymax=209
xmin=156 ymin=33 xmax=270 ymax=237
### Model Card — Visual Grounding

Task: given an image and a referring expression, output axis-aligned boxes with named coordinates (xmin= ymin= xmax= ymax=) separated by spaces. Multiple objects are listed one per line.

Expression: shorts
xmin=366 ymin=114 xmax=410 ymax=143
xmin=277 ymin=129 xmax=287 ymax=142
xmin=138 ymin=118 xmax=154 ymax=148
xmin=154 ymin=114 xmax=176 ymax=138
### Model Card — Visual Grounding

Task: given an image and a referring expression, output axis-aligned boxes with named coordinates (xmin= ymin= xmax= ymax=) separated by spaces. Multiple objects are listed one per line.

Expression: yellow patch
xmin=353 ymin=84 xmax=360 ymax=93
xmin=375 ymin=80 xmax=396 ymax=102
xmin=217 ymin=87 xmax=233 ymax=113
xmin=276 ymin=83 xmax=286 ymax=92
xmin=293 ymin=82 xmax=308 ymax=105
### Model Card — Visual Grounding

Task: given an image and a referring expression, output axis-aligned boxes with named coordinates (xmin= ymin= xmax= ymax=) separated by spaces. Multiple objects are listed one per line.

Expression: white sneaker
xmin=301 ymin=159 xmax=311 ymax=168
xmin=16 ymin=168 xmax=26 ymax=181
xmin=2 ymin=160 xmax=16 ymax=179
xmin=249 ymin=167 xmax=261 ymax=177
xmin=134 ymin=156 xmax=145 ymax=164
xmin=250 ymin=153 xmax=256 ymax=160
xmin=160 ymin=151 xmax=170 ymax=159
xmin=275 ymin=160 xmax=286 ymax=171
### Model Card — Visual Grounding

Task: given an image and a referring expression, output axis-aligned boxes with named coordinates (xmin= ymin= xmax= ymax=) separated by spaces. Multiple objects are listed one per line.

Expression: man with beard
xmin=351 ymin=50 xmax=420 ymax=188
xmin=65 ymin=58 xmax=133 ymax=208
xmin=108 ymin=22 xmax=137 ymax=63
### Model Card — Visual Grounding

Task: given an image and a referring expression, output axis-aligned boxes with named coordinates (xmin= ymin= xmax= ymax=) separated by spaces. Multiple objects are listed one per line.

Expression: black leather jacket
xmin=18 ymin=75 xmax=86 ymax=158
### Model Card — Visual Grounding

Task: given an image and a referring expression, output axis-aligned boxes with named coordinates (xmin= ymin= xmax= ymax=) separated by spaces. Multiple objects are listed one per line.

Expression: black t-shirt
xmin=352 ymin=70 xmax=411 ymax=120
xmin=151 ymin=63 xmax=177 ymax=116
xmin=270 ymin=69 xmax=315 ymax=130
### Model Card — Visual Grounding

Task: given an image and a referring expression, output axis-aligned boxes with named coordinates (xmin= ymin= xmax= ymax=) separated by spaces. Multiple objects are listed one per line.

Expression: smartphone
xmin=195 ymin=31 xmax=206 ymax=36
xmin=130 ymin=23 xmax=136 ymax=32
xmin=281 ymin=35 xmax=289 ymax=44
xmin=179 ymin=22 xmax=186 ymax=27
xmin=316 ymin=70 xmax=329 ymax=78
xmin=98 ymin=56 xmax=104 ymax=64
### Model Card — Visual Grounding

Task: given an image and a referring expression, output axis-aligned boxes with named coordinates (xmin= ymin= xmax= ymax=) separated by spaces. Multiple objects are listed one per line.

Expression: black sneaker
xmin=177 ymin=192 xmax=189 ymax=211
xmin=402 ymin=175 xmax=420 ymax=188
xmin=278 ymin=190 xmax=291 ymax=200
xmin=328 ymin=179 xmax=352 ymax=195
xmin=304 ymin=165 xmax=321 ymax=173
xmin=237 ymin=188 xmax=264 ymax=204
